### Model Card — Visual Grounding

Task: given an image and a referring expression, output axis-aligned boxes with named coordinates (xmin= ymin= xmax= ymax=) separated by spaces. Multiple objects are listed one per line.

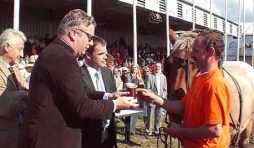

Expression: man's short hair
xmin=57 ymin=9 xmax=97 ymax=36
xmin=0 ymin=28 xmax=27 ymax=49
xmin=86 ymin=35 xmax=107 ymax=53
xmin=143 ymin=66 xmax=150 ymax=72
xmin=198 ymin=29 xmax=224 ymax=58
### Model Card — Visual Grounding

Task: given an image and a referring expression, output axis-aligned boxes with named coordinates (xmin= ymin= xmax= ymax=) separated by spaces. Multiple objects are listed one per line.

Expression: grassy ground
xmin=116 ymin=115 xmax=180 ymax=148
xmin=116 ymin=116 xmax=254 ymax=148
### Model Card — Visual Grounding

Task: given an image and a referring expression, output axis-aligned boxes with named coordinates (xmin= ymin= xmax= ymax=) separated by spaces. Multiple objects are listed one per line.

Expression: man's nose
xmin=19 ymin=50 xmax=24 ymax=57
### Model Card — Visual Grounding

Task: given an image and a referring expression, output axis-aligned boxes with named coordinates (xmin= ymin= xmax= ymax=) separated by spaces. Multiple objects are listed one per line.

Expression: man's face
xmin=191 ymin=36 xmax=209 ymax=68
xmin=131 ymin=65 xmax=137 ymax=72
xmin=5 ymin=37 xmax=24 ymax=66
xmin=88 ymin=44 xmax=107 ymax=68
xmin=113 ymin=68 xmax=119 ymax=75
xmin=143 ymin=69 xmax=150 ymax=76
xmin=76 ymin=25 xmax=95 ymax=57
xmin=155 ymin=63 xmax=162 ymax=73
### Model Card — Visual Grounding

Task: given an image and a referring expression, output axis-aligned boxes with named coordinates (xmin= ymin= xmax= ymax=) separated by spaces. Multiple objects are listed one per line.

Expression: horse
xmin=164 ymin=31 xmax=254 ymax=148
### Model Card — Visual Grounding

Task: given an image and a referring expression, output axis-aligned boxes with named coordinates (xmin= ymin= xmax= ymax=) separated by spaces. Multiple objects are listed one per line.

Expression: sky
xmin=185 ymin=0 xmax=254 ymax=33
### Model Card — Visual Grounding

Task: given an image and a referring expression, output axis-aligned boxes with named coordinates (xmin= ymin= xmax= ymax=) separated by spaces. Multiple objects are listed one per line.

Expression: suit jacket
xmin=0 ymin=61 xmax=27 ymax=148
xmin=146 ymin=72 xmax=167 ymax=106
xmin=19 ymin=38 xmax=115 ymax=148
xmin=81 ymin=65 xmax=117 ymax=148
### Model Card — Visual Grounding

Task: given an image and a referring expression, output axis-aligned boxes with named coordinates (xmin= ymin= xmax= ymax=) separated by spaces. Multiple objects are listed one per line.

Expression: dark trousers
xmin=82 ymin=126 xmax=116 ymax=148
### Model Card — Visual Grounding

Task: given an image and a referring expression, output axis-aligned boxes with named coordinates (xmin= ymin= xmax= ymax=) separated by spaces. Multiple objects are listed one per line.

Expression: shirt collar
xmin=84 ymin=62 xmax=101 ymax=75
xmin=0 ymin=56 xmax=11 ymax=68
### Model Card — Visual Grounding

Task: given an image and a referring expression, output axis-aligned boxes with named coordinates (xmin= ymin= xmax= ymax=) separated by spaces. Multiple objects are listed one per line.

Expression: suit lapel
xmin=101 ymin=68 xmax=110 ymax=92
xmin=152 ymin=73 xmax=158 ymax=92
xmin=160 ymin=74 xmax=164 ymax=93
xmin=81 ymin=65 xmax=96 ymax=90
xmin=0 ymin=62 xmax=17 ymax=90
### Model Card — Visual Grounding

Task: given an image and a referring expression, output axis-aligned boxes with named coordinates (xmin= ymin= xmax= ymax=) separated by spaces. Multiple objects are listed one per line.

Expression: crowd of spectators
xmin=107 ymin=39 xmax=167 ymax=68
xmin=20 ymin=35 xmax=168 ymax=77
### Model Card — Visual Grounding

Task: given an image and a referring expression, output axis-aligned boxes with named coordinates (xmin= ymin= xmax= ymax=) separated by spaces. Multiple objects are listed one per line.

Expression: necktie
xmin=94 ymin=71 xmax=105 ymax=92
xmin=9 ymin=67 xmax=20 ymax=90
xmin=94 ymin=71 xmax=109 ymax=128
xmin=9 ymin=67 xmax=23 ymax=125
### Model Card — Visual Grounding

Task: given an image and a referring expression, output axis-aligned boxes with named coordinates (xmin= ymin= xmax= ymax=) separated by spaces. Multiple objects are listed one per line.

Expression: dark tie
xmin=8 ymin=67 xmax=20 ymax=90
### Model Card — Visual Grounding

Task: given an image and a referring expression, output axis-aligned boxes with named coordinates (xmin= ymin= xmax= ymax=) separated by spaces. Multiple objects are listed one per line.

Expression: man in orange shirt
xmin=136 ymin=30 xmax=230 ymax=147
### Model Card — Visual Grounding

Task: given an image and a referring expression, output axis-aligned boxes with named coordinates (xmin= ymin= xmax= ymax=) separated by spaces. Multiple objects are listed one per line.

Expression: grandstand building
xmin=1 ymin=0 xmax=251 ymax=65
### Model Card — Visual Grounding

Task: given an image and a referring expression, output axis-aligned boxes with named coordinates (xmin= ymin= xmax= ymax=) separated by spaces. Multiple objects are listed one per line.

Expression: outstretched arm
xmin=136 ymin=88 xmax=184 ymax=115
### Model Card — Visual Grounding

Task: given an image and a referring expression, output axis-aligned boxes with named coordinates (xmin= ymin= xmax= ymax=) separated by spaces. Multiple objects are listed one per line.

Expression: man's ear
xmin=3 ymin=43 xmax=9 ymax=53
xmin=69 ymin=30 xmax=76 ymax=41
xmin=208 ymin=47 xmax=216 ymax=56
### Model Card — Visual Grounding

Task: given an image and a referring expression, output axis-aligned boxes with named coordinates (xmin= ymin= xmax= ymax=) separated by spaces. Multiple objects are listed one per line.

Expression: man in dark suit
xmin=19 ymin=9 xmax=137 ymax=148
xmin=81 ymin=36 xmax=117 ymax=148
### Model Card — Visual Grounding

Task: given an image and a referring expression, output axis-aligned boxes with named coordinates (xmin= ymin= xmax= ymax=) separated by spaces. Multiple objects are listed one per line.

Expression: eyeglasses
xmin=76 ymin=29 xmax=94 ymax=42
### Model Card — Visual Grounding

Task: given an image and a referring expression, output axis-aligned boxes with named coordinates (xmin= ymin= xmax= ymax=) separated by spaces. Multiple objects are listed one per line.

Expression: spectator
xmin=119 ymin=37 xmax=126 ymax=48
xmin=113 ymin=66 xmax=123 ymax=91
xmin=129 ymin=64 xmax=144 ymax=135
xmin=145 ymin=62 xmax=167 ymax=138
xmin=115 ymin=52 xmax=123 ymax=66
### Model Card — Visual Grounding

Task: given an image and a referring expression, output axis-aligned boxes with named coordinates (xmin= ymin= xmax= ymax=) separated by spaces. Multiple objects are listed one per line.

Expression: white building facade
xmin=225 ymin=34 xmax=253 ymax=66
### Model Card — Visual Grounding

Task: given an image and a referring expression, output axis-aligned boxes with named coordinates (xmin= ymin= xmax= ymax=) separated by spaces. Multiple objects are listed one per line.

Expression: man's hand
xmin=108 ymin=90 xmax=130 ymax=99
xmin=136 ymin=88 xmax=163 ymax=106
xmin=115 ymin=96 xmax=139 ymax=110
xmin=163 ymin=122 xmax=183 ymax=138
xmin=11 ymin=90 xmax=28 ymax=101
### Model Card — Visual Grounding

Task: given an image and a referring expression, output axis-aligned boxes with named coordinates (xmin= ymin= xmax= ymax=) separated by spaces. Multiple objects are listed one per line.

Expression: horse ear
xmin=169 ymin=29 xmax=177 ymax=45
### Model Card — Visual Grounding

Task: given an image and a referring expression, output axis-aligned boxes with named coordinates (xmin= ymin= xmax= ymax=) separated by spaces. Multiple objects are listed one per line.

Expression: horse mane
xmin=171 ymin=31 xmax=198 ymax=56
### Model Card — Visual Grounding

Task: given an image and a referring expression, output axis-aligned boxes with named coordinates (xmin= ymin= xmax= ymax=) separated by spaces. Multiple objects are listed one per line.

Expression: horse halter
xmin=170 ymin=55 xmax=194 ymax=90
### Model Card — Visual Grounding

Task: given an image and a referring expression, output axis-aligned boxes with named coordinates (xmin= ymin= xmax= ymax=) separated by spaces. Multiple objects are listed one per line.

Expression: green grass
xmin=116 ymin=115 xmax=180 ymax=148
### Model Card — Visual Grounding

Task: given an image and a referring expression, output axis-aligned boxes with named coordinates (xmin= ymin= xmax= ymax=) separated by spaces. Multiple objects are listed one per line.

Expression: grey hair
xmin=172 ymin=31 xmax=198 ymax=54
xmin=57 ymin=9 xmax=97 ymax=36
xmin=0 ymin=28 xmax=27 ymax=48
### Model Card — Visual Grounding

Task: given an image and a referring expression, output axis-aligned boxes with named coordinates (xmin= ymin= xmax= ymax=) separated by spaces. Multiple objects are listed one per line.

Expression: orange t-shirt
xmin=181 ymin=68 xmax=230 ymax=148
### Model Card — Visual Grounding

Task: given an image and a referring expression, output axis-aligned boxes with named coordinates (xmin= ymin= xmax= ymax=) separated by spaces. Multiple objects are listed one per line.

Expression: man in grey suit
xmin=145 ymin=62 xmax=167 ymax=137
xmin=81 ymin=36 xmax=117 ymax=148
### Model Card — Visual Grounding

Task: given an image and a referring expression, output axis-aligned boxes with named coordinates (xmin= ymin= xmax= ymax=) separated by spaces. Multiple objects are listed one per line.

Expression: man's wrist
xmin=154 ymin=95 xmax=164 ymax=106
